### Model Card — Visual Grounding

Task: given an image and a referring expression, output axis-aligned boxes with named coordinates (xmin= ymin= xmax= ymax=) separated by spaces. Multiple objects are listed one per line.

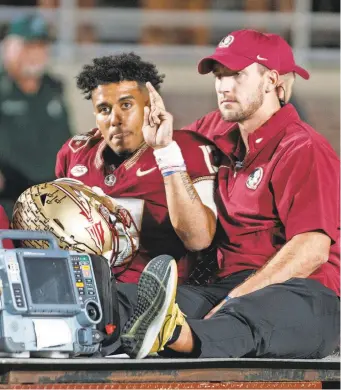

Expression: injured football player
xmin=13 ymin=53 xmax=220 ymax=284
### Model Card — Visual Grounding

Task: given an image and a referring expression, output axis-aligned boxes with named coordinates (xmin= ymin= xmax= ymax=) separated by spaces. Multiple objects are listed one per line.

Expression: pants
xmin=116 ymin=271 xmax=340 ymax=358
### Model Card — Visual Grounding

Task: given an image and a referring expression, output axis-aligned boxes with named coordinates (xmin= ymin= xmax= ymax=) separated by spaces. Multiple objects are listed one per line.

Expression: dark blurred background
xmin=0 ymin=0 xmax=339 ymax=156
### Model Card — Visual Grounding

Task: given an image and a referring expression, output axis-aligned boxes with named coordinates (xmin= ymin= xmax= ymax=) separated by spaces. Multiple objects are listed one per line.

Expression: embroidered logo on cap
xmin=219 ymin=35 xmax=234 ymax=48
xmin=70 ymin=164 xmax=88 ymax=177
xmin=246 ymin=167 xmax=263 ymax=190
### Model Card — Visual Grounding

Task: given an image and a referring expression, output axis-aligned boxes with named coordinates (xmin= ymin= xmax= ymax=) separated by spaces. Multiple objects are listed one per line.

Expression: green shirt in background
xmin=0 ymin=69 xmax=72 ymax=214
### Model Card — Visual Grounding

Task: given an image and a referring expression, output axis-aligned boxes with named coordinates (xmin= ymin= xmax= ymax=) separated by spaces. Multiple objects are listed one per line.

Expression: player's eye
xmin=99 ymin=106 xmax=110 ymax=114
xmin=121 ymin=102 xmax=132 ymax=109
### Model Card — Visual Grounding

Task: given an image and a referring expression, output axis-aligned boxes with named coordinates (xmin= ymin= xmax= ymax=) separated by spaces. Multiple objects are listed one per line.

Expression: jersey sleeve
xmin=271 ymin=141 xmax=339 ymax=243
xmin=174 ymin=131 xmax=220 ymax=218
xmin=55 ymin=141 xmax=70 ymax=178
xmin=175 ymin=131 xmax=220 ymax=183
xmin=55 ymin=131 xmax=98 ymax=178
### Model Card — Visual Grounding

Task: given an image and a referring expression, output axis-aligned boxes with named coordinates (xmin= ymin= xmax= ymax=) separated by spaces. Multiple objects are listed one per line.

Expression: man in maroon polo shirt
xmin=181 ymin=64 xmax=296 ymax=141
xmin=120 ymin=29 xmax=340 ymax=359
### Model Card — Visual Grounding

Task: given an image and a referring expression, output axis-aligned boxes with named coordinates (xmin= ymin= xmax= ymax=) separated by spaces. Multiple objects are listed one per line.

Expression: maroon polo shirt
xmin=182 ymin=109 xmax=236 ymax=141
xmin=213 ymin=104 xmax=340 ymax=296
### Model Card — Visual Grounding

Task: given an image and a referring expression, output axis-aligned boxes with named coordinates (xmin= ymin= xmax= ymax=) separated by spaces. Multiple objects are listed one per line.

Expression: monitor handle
xmin=0 ymin=230 xmax=59 ymax=249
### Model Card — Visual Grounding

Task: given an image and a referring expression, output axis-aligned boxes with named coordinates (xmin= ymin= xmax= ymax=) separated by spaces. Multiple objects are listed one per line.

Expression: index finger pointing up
xmin=146 ymin=81 xmax=165 ymax=110
xmin=146 ymin=81 xmax=160 ymax=101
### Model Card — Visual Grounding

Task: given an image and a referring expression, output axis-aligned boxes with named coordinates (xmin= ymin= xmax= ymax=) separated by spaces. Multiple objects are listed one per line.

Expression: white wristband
xmin=153 ymin=141 xmax=185 ymax=170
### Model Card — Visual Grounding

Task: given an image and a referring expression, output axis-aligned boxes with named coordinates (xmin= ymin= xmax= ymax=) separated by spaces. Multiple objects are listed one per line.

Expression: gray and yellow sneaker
xmin=121 ymin=254 xmax=185 ymax=359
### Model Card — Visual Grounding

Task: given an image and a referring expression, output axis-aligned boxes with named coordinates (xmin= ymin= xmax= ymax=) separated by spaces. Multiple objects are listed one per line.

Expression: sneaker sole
xmin=121 ymin=254 xmax=177 ymax=359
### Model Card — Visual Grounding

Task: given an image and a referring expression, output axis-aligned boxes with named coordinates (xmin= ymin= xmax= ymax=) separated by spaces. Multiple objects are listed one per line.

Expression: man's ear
xmin=266 ymin=70 xmax=280 ymax=93
xmin=276 ymin=79 xmax=286 ymax=101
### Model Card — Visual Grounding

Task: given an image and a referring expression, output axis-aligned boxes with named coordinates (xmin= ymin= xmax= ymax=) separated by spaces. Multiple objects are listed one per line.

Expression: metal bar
xmin=2 ymin=366 xmax=339 ymax=385
xmin=0 ymin=7 xmax=338 ymax=30
xmin=55 ymin=0 xmax=77 ymax=61
xmin=292 ymin=0 xmax=313 ymax=66
xmin=48 ymin=43 xmax=340 ymax=67
xmin=0 ymin=381 xmax=326 ymax=389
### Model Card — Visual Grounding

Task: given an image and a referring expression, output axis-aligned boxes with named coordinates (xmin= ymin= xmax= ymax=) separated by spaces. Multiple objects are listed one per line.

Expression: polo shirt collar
xmin=213 ymin=104 xmax=300 ymax=160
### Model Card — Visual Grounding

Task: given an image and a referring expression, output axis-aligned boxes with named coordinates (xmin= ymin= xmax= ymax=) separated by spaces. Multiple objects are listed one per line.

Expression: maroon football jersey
xmin=56 ymin=130 xmax=218 ymax=283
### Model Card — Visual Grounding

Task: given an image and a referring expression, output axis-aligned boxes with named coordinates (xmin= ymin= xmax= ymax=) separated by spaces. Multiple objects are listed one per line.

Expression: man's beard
xmin=220 ymin=82 xmax=265 ymax=123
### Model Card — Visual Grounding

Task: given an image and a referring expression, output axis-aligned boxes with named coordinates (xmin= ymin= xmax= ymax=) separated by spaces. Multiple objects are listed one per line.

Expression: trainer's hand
xmin=204 ymin=299 xmax=227 ymax=319
xmin=142 ymin=82 xmax=173 ymax=150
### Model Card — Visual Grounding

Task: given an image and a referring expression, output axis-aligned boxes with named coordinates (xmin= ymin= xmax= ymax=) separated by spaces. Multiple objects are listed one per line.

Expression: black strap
xmin=186 ymin=244 xmax=219 ymax=286
xmin=90 ymin=255 xmax=120 ymax=348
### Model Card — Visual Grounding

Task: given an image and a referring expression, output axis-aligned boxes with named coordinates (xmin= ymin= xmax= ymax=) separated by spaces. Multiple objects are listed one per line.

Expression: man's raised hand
xmin=142 ymin=82 xmax=173 ymax=150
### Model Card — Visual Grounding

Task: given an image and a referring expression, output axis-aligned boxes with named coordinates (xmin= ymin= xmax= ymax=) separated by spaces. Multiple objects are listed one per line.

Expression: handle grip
xmin=0 ymin=229 xmax=59 ymax=249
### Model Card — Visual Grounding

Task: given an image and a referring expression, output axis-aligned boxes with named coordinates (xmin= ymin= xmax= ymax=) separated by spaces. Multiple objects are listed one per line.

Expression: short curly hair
xmin=76 ymin=52 xmax=165 ymax=100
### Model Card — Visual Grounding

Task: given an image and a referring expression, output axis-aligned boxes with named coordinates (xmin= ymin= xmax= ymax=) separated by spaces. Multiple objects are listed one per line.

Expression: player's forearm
xmin=229 ymin=232 xmax=331 ymax=298
xmin=164 ymin=172 xmax=216 ymax=251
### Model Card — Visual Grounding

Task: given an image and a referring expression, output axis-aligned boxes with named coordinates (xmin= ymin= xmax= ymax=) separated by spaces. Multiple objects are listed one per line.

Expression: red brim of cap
xmin=198 ymin=53 xmax=254 ymax=74
xmin=293 ymin=65 xmax=310 ymax=80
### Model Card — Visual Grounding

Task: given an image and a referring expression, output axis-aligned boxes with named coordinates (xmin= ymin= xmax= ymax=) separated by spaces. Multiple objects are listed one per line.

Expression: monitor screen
xmin=23 ymin=257 xmax=76 ymax=305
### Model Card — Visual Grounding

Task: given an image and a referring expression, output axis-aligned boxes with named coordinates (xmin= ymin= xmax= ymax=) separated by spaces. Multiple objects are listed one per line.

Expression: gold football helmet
xmin=12 ymin=178 xmax=139 ymax=267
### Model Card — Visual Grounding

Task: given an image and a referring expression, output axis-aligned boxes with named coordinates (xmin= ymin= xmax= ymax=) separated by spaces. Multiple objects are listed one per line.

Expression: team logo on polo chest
xmin=246 ymin=167 xmax=263 ymax=190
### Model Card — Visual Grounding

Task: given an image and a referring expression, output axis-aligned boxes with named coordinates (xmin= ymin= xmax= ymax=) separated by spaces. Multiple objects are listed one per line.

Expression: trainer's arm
xmin=205 ymin=231 xmax=330 ymax=318
xmin=229 ymin=231 xmax=330 ymax=298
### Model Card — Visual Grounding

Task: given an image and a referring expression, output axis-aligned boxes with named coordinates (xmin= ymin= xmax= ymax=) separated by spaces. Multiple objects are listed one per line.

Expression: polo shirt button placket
xmin=233 ymin=159 xmax=244 ymax=178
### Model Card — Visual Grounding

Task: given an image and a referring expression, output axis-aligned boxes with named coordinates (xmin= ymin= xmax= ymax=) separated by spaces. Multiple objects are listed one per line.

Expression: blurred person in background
xmin=0 ymin=14 xmax=72 ymax=215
